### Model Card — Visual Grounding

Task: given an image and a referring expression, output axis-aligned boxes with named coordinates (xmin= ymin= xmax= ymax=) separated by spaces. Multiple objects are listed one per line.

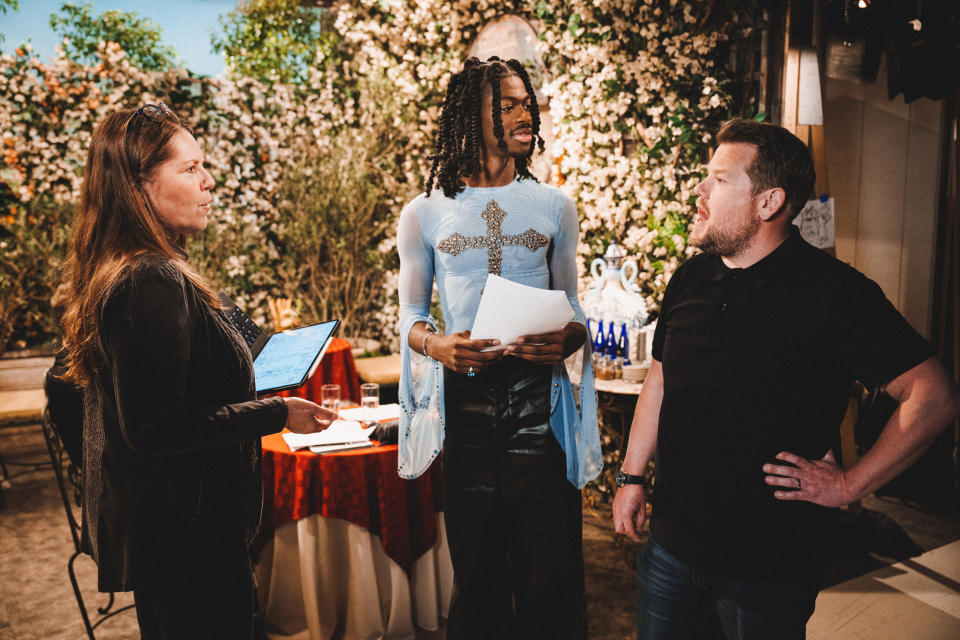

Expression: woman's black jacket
xmin=81 ymin=256 xmax=287 ymax=592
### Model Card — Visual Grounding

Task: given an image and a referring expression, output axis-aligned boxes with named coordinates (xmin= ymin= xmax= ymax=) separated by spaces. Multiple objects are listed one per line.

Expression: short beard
xmin=693 ymin=215 xmax=760 ymax=258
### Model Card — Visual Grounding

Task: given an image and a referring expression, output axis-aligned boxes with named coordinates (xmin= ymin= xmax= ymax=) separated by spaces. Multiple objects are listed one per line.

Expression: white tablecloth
xmin=255 ymin=513 xmax=453 ymax=640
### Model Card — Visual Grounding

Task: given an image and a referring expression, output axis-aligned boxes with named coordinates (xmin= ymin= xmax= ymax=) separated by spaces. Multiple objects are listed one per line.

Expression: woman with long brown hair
xmin=58 ymin=103 xmax=336 ymax=638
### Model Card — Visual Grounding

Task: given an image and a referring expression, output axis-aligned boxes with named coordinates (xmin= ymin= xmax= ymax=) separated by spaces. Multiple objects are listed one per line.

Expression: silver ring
xmin=467 ymin=366 xmax=476 ymax=377
xmin=796 ymin=478 xmax=802 ymax=490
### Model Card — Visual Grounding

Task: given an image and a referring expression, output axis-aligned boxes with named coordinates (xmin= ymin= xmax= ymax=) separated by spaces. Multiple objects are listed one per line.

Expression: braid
xmin=506 ymin=59 xmax=545 ymax=154
xmin=487 ymin=62 xmax=509 ymax=154
xmin=462 ymin=65 xmax=484 ymax=179
xmin=427 ymin=59 xmax=475 ymax=197
xmin=427 ymin=56 xmax=543 ymax=199
xmin=505 ymin=59 xmax=543 ymax=183
xmin=426 ymin=70 xmax=463 ymax=197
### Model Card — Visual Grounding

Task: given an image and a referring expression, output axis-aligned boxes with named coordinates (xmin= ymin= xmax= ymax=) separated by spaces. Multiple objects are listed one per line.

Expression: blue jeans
xmin=636 ymin=538 xmax=819 ymax=640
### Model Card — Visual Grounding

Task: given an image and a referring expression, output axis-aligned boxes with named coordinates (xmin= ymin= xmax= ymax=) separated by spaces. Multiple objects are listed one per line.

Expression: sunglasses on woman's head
xmin=132 ymin=102 xmax=173 ymax=124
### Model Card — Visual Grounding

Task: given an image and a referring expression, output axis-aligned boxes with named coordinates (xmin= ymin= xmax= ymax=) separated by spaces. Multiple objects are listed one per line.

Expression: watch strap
xmin=616 ymin=469 xmax=646 ymax=487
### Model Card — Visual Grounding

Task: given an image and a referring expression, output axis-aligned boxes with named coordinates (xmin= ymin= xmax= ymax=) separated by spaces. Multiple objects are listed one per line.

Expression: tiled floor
xmin=809 ymin=539 xmax=960 ymax=639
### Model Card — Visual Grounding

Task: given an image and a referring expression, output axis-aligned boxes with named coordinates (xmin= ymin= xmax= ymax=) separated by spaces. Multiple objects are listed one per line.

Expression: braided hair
xmin=426 ymin=56 xmax=546 ymax=199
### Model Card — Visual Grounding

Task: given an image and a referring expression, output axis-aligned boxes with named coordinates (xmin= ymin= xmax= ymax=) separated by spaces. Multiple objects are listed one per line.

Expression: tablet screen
xmin=254 ymin=320 xmax=340 ymax=393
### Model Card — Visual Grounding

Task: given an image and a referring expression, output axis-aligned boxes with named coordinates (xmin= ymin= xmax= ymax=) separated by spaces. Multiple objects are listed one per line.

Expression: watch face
xmin=615 ymin=470 xmax=626 ymax=487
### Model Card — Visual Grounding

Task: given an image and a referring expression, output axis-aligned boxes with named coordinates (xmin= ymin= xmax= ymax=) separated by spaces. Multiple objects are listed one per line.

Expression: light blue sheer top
xmin=396 ymin=177 xmax=602 ymax=487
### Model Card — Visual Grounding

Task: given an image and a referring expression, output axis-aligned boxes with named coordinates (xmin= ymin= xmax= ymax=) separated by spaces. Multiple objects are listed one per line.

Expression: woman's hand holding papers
xmin=408 ymin=320 xmax=586 ymax=372
xmin=505 ymin=322 xmax=587 ymax=365
xmin=428 ymin=330 xmax=504 ymax=374
xmin=284 ymin=397 xmax=338 ymax=434
xmin=409 ymin=322 xmax=503 ymax=375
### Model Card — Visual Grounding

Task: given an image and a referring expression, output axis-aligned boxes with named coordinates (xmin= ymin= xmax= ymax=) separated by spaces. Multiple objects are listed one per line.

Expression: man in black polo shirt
xmin=612 ymin=119 xmax=960 ymax=639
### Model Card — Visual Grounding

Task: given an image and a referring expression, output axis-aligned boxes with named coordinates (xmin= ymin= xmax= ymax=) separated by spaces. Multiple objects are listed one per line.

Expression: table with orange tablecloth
xmin=255 ymin=363 xmax=452 ymax=639
xmin=256 ymin=435 xmax=443 ymax=572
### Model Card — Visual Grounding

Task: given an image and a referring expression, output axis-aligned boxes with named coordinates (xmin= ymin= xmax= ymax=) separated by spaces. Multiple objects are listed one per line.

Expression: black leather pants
xmin=443 ymin=358 xmax=587 ymax=640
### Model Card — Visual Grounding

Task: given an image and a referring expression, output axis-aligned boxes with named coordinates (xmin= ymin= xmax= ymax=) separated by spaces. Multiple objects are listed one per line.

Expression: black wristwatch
xmin=615 ymin=469 xmax=646 ymax=488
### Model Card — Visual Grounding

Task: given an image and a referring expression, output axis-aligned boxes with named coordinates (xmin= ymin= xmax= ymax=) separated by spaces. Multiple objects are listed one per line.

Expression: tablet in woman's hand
xmin=254 ymin=320 xmax=340 ymax=393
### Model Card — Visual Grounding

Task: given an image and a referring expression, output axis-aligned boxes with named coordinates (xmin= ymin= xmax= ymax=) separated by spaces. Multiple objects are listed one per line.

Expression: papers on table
xmin=338 ymin=403 xmax=401 ymax=424
xmin=308 ymin=441 xmax=374 ymax=455
xmin=470 ymin=274 xmax=575 ymax=350
xmin=281 ymin=405 xmax=401 ymax=455
xmin=282 ymin=420 xmax=377 ymax=452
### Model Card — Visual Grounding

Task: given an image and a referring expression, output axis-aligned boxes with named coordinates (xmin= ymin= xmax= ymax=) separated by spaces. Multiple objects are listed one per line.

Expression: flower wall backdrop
xmin=0 ymin=1 xmax=759 ymax=353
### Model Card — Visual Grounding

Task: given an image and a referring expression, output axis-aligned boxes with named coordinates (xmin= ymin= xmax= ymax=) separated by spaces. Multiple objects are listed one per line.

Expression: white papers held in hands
xmin=470 ymin=274 xmax=575 ymax=351
xmin=338 ymin=403 xmax=401 ymax=426
xmin=282 ymin=420 xmax=376 ymax=454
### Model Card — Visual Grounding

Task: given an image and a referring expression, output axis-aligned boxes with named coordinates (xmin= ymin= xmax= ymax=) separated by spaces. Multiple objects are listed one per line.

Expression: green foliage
xmin=0 ymin=198 xmax=72 ymax=352
xmin=49 ymin=2 xmax=180 ymax=71
xmin=522 ymin=0 xmax=763 ymax=311
xmin=270 ymin=72 xmax=418 ymax=338
xmin=212 ymin=0 xmax=338 ymax=83
xmin=0 ymin=0 xmax=20 ymax=44
xmin=0 ymin=42 xmax=205 ymax=352
xmin=2 ymin=0 xmax=762 ymax=354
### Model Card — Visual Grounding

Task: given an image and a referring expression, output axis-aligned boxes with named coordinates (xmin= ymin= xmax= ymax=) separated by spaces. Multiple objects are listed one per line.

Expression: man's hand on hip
xmin=763 ymin=449 xmax=852 ymax=507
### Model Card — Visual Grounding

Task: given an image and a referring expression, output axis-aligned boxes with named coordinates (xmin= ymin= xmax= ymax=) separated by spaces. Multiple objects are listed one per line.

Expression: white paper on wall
xmin=796 ymin=197 xmax=835 ymax=249
xmin=798 ymin=47 xmax=824 ymax=126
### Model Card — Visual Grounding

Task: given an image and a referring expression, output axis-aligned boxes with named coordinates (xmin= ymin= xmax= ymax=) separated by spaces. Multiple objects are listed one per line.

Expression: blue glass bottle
xmin=618 ymin=322 xmax=631 ymax=365
xmin=605 ymin=321 xmax=617 ymax=357
xmin=593 ymin=320 xmax=606 ymax=354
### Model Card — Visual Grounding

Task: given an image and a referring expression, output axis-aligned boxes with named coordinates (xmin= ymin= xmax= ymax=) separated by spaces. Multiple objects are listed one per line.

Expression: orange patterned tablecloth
xmin=257 ymin=435 xmax=442 ymax=572
xmin=258 ymin=337 xmax=442 ymax=570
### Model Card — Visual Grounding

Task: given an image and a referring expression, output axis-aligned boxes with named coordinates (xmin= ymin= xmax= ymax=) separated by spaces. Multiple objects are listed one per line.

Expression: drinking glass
xmin=360 ymin=383 xmax=380 ymax=424
xmin=321 ymin=384 xmax=340 ymax=415
xmin=360 ymin=383 xmax=380 ymax=410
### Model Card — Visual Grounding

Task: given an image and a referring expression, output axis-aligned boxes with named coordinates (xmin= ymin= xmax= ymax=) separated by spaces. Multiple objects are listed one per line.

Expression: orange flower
xmin=4 ymin=215 xmax=14 ymax=225
xmin=87 ymin=98 xmax=99 ymax=110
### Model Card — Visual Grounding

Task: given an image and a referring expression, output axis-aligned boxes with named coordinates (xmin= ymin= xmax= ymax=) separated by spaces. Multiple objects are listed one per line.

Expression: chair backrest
xmin=41 ymin=405 xmax=84 ymax=554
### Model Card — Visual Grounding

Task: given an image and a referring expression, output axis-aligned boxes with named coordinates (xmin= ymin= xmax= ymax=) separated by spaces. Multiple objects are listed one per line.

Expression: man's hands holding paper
xmin=505 ymin=323 xmax=587 ymax=365
xmin=284 ymin=397 xmax=338 ymax=434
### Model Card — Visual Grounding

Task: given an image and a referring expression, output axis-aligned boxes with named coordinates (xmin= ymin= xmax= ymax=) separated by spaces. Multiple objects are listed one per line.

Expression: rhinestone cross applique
xmin=437 ymin=200 xmax=549 ymax=275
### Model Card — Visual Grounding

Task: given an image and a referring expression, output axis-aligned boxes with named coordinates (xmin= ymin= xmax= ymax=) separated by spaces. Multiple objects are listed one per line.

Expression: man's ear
xmin=757 ymin=187 xmax=787 ymax=221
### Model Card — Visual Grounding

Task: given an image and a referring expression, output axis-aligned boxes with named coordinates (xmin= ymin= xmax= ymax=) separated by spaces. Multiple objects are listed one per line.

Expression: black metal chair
xmin=40 ymin=403 xmax=134 ymax=639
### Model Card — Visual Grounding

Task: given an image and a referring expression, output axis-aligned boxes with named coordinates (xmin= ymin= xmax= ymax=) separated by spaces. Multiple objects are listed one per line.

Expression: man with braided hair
xmin=397 ymin=56 xmax=601 ymax=639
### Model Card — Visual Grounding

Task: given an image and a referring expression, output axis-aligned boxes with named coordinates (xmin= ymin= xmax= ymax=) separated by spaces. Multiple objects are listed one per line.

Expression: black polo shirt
xmin=650 ymin=227 xmax=934 ymax=579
